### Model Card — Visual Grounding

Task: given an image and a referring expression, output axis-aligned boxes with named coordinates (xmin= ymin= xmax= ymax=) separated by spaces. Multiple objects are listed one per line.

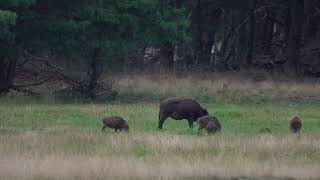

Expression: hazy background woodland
xmin=1 ymin=0 xmax=320 ymax=100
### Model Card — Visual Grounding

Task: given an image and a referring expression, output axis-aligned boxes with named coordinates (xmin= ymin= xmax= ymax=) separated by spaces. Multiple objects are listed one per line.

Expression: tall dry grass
xmin=114 ymin=72 xmax=320 ymax=102
xmin=1 ymin=130 xmax=320 ymax=179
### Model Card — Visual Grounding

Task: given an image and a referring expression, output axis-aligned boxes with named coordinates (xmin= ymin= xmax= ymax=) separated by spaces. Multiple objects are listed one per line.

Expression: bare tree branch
xmin=13 ymin=77 xmax=53 ymax=88
xmin=17 ymin=51 xmax=114 ymax=99
xmin=10 ymin=86 xmax=38 ymax=96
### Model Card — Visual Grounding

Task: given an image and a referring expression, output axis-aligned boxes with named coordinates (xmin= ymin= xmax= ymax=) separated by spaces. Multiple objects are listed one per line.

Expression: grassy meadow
xmin=1 ymin=73 xmax=320 ymax=179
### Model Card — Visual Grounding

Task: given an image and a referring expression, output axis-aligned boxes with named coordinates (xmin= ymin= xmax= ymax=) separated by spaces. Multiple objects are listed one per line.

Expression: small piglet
xmin=198 ymin=115 xmax=221 ymax=135
xmin=102 ymin=116 xmax=129 ymax=132
xmin=290 ymin=116 xmax=302 ymax=134
xmin=205 ymin=121 xmax=221 ymax=135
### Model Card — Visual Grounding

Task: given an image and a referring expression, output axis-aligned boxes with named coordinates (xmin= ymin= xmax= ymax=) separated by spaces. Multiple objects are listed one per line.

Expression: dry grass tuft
xmin=1 ymin=131 xmax=320 ymax=179
xmin=114 ymin=73 xmax=320 ymax=102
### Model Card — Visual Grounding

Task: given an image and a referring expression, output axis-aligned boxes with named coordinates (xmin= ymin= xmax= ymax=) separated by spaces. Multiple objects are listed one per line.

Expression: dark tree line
xmin=172 ymin=0 xmax=320 ymax=75
xmin=0 ymin=0 xmax=320 ymax=98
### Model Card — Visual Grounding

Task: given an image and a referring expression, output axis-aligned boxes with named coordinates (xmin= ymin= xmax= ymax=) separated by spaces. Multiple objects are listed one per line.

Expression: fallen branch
xmin=17 ymin=51 xmax=115 ymax=99
xmin=13 ymin=77 xmax=53 ymax=88
xmin=10 ymin=86 xmax=39 ymax=96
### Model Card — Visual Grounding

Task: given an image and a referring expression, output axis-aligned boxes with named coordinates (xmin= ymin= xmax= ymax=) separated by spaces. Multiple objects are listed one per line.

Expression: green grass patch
xmin=1 ymin=99 xmax=319 ymax=136
xmin=0 ymin=98 xmax=320 ymax=179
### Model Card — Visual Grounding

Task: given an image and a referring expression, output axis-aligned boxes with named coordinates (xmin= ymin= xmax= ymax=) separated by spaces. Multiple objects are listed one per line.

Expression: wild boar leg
xmin=188 ymin=119 xmax=194 ymax=128
xmin=158 ymin=114 xmax=167 ymax=129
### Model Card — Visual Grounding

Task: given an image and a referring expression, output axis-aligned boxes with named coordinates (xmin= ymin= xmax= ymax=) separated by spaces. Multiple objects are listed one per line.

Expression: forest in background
xmin=1 ymin=0 xmax=320 ymax=100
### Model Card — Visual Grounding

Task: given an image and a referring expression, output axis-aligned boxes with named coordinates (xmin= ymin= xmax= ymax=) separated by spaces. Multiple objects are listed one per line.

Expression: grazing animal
xmin=290 ymin=116 xmax=302 ymax=134
xmin=158 ymin=98 xmax=208 ymax=129
xmin=198 ymin=115 xmax=221 ymax=134
xmin=206 ymin=121 xmax=221 ymax=134
xmin=102 ymin=116 xmax=129 ymax=132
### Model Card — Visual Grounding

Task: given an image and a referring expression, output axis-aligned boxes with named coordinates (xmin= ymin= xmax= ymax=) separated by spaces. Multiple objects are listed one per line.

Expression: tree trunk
xmin=254 ymin=1 xmax=274 ymax=54
xmin=86 ymin=48 xmax=103 ymax=100
xmin=235 ymin=9 xmax=249 ymax=68
xmin=262 ymin=10 xmax=274 ymax=53
xmin=246 ymin=0 xmax=257 ymax=65
xmin=284 ymin=0 xmax=305 ymax=76
xmin=191 ymin=0 xmax=221 ymax=68
xmin=303 ymin=0 xmax=316 ymax=39
xmin=159 ymin=42 xmax=174 ymax=70
xmin=0 ymin=57 xmax=16 ymax=96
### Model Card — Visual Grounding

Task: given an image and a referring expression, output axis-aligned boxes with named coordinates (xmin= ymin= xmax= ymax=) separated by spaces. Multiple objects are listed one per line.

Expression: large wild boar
xmin=102 ymin=116 xmax=129 ymax=132
xmin=158 ymin=98 xmax=208 ymax=129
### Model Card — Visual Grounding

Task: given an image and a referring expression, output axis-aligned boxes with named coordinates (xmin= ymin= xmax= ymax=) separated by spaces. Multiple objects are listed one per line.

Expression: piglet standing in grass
xmin=102 ymin=116 xmax=129 ymax=132
xmin=198 ymin=115 xmax=221 ymax=135
xmin=290 ymin=116 xmax=302 ymax=138
xmin=205 ymin=121 xmax=221 ymax=135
